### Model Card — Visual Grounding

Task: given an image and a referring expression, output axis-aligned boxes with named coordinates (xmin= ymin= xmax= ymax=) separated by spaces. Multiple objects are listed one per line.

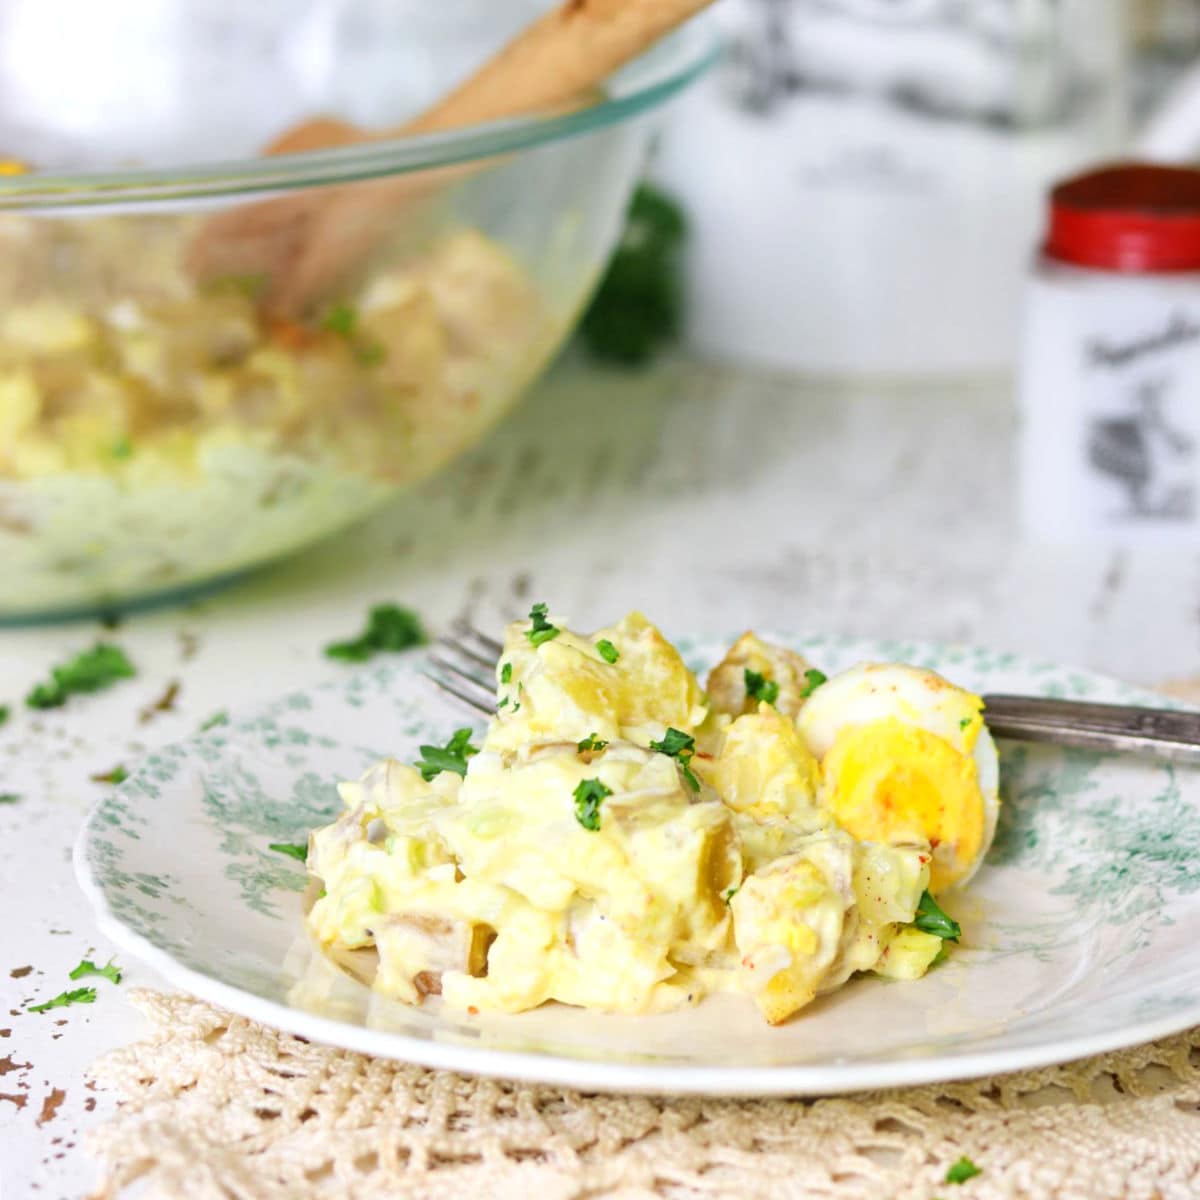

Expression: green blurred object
xmin=580 ymin=183 xmax=687 ymax=365
xmin=26 ymin=643 xmax=136 ymax=709
xmin=325 ymin=604 xmax=427 ymax=663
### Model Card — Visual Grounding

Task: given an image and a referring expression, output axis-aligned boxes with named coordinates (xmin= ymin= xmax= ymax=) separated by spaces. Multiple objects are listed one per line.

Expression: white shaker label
xmin=1081 ymin=311 xmax=1200 ymax=524
xmin=1019 ymin=276 xmax=1200 ymax=541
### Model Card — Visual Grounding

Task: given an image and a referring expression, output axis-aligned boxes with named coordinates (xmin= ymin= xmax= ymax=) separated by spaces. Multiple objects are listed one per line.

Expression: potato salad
xmin=0 ymin=209 xmax=553 ymax=613
xmin=306 ymin=608 xmax=999 ymax=1025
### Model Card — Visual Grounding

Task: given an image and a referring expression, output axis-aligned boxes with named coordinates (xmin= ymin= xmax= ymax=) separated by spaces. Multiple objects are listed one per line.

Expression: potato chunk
xmin=730 ymin=836 xmax=854 ymax=1024
xmin=697 ymin=705 xmax=820 ymax=822
xmin=707 ymin=632 xmax=818 ymax=720
xmin=375 ymin=912 xmax=494 ymax=1004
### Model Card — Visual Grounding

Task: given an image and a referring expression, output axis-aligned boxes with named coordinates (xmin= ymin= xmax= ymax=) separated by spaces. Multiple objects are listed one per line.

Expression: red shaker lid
xmin=1045 ymin=162 xmax=1200 ymax=273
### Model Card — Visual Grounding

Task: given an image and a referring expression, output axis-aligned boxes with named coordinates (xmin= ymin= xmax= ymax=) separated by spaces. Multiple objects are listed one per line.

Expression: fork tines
xmin=425 ymin=622 xmax=501 ymax=716
xmin=452 ymin=619 xmax=503 ymax=658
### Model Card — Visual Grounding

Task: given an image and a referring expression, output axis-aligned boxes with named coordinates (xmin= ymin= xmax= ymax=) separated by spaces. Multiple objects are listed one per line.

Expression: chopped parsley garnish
xmin=914 ymin=890 xmax=961 ymax=942
xmin=91 ymin=765 xmax=128 ymax=785
xmin=0 ymin=793 xmax=18 ymax=804
xmin=650 ymin=728 xmax=695 ymax=757
xmin=26 ymin=643 xmax=136 ymax=709
xmin=723 ymin=886 xmax=740 ymax=904
xmin=944 ymin=1156 xmax=982 ymax=1185
xmin=577 ymin=733 xmax=609 ymax=754
xmin=743 ymin=669 xmax=779 ymax=706
xmin=415 ymin=728 xmax=479 ymax=782
xmin=649 ymin=727 xmax=700 ymax=791
xmin=573 ymin=778 xmax=612 ymax=832
xmin=217 ymin=272 xmax=267 ymax=300
xmin=110 ymin=436 xmax=133 ymax=459
xmin=269 ymin=842 xmax=308 ymax=862
xmin=356 ymin=341 xmax=386 ymax=367
xmin=0 ymin=704 xmax=8 ymax=726
xmin=497 ymin=696 xmax=510 ymax=710
xmin=69 ymin=958 xmax=122 ymax=985
xmin=525 ymin=603 xmax=560 ymax=648
xmin=799 ymin=668 xmax=828 ymax=699
xmin=595 ymin=639 xmax=620 ymax=664
xmin=322 ymin=302 xmax=358 ymax=337
xmin=500 ymin=662 xmax=513 ymax=684
xmin=200 ymin=710 xmax=229 ymax=732
xmin=324 ymin=604 xmax=427 ymax=662
xmin=28 ymin=987 xmax=97 ymax=1014
xmin=320 ymin=302 xmax=385 ymax=364
xmin=959 ymin=716 xmax=973 ymax=730
xmin=580 ymin=183 xmax=687 ymax=365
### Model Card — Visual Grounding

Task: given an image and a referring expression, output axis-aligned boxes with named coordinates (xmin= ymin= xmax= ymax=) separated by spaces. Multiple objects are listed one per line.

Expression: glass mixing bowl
xmin=0 ymin=0 xmax=714 ymax=618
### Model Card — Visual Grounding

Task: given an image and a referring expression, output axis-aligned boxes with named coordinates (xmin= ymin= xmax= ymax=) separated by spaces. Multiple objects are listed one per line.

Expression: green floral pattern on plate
xmin=73 ymin=635 xmax=1200 ymax=1096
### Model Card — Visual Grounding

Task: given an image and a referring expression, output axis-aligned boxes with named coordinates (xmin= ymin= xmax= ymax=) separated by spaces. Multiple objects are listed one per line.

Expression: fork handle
xmin=982 ymin=694 xmax=1200 ymax=764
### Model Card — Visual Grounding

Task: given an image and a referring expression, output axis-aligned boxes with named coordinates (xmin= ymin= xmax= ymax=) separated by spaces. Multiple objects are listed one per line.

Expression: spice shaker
xmin=1018 ymin=163 xmax=1200 ymax=540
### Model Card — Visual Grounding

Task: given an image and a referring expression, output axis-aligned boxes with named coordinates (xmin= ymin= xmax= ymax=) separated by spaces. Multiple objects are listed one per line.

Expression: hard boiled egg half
xmin=797 ymin=663 xmax=999 ymax=893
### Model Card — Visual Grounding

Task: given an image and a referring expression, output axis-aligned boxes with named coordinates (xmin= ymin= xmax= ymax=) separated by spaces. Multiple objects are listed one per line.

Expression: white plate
xmin=74 ymin=634 xmax=1200 ymax=1097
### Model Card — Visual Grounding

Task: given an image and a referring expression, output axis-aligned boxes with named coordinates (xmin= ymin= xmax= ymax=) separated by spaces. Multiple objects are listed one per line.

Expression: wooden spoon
xmin=189 ymin=0 xmax=716 ymax=320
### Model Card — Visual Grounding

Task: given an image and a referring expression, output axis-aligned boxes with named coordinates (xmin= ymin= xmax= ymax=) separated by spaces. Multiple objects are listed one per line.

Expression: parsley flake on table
xmin=26 ymin=643 xmax=136 ymax=709
xmin=744 ymin=669 xmax=779 ymax=706
xmin=0 ymin=793 xmax=18 ymax=804
xmin=799 ymin=668 xmax=828 ymax=699
xmin=945 ymin=1156 xmax=982 ymax=1185
xmin=269 ymin=842 xmax=308 ymax=862
xmin=649 ymin=727 xmax=701 ymax=791
xmin=573 ymin=778 xmax=612 ymax=832
xmin=500 ymin=662 xmax=513 ymax=684
xmin=28 ymin=986 xmax=97 ymax=1014
xmin=91 ymin=765 xmax=128 ymax=785
xmin=595 ymin=639 xmax=620 ymax=664
xmin=577 ymin=733 xmax=609 ymax=754
xmin=415 ymin=728 xmax=479 ymax=782
xmin=324 ymin=604 xmax=427 ymax=662
xmin=914 ymin=890 xmax=962 ymax=942
xmin=200 ymin=710 xmax=229 ymax=732
xmin=69 ymin=958 xmax=122 ymax=985
xmin=525 ymin=603 xmax=560 ymax=648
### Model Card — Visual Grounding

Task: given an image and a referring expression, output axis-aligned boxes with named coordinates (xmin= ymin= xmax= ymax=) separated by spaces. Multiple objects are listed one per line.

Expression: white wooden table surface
xmin=1 ymin=356 xmax=1195 ymax=1199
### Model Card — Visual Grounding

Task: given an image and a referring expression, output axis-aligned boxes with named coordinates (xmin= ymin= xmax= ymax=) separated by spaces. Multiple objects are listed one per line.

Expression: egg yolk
xmin=820 ymin=718 xmax=984 ymax=893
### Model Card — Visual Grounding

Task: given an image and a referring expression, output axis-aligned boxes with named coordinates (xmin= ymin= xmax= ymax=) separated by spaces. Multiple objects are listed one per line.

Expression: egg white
xmin=797 ymin=662 xmax=999 ymax=888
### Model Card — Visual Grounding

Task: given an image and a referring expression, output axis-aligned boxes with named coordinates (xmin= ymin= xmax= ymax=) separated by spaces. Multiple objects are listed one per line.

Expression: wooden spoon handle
xmin=260 ymin=0 xmax=711 ymax=157
xmin=199 ymin=0 xmax=715 ymax=315
xmin=403 ymin=0 xmax=715 ymax=135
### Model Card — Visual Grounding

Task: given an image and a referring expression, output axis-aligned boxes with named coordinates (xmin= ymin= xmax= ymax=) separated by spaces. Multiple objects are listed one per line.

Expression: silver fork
xmin=426 ymin=625 xmax=1200 ymax=765
xmin=425 ymin=621 xmax=503 ymax=716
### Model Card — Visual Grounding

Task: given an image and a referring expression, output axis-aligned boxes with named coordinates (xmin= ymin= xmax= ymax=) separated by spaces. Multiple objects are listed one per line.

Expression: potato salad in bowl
xmin=306 ymin=608 xmax=999 ymax=1025
xmin=0 ymin=1 xmax=716 ymax=617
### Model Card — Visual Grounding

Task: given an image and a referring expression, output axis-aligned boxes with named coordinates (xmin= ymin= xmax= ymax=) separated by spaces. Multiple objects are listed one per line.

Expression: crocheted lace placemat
xmin=87 ymin=679 xmax=1200 ymax=1199
xmin=87 ymin=989 xmax=1200 ymax=1200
